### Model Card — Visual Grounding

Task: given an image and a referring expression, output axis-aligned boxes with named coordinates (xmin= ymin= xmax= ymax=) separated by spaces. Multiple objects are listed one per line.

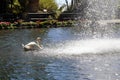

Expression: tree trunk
xmin=0 ymin=0 xmax=8 ymax=13
xmin=18 ymin=0 xmax=28 ymax=12
xmin=65 ymin=0 xmax=69 ymax=10
xmin=27 ymin=0 xmax=39 ymax=12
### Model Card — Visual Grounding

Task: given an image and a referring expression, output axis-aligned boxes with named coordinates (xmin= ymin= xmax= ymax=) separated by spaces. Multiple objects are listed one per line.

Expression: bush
xmin=0 ymin=22 xmax=11 ymax=29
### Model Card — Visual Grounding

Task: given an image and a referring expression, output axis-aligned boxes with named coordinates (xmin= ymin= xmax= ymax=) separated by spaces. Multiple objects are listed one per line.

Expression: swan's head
xmin=36 ymin=37 xmax=41 ymax=42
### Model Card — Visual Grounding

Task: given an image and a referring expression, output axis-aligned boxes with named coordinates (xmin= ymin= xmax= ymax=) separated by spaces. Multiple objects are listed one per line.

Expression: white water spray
xmin=33 ymin=38 xmax=120 ymax=56
xmin=34 ymin=0 xmax=120 ymax=55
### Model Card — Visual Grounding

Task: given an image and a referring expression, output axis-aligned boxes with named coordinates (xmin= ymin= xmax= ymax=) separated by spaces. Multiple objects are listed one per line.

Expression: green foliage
xmin=9 ymin=0 xmax=22 ymax=14
xmin=18 ymin=0 xmax=28 ymax=12
xmin=39 ymin=0 xmax=58 ymax=12
xmin=55 ymin=4 xmax=66 ymax=19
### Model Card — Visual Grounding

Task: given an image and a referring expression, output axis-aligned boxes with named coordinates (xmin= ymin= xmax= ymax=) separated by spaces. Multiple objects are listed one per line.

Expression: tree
xmin=65 ymin=0 xmax=69 ymax=10
xmin=27 ymin=0 xmax=39 ymax=12
xmin=18 ymin=0 xmax=58 ymax=13
xmin=64 ymin=0 xmax=81 ymax=11
xmin=18 ymin=0 xmax=28 ymax=12
xmin=39 ymin=0 xmax=58 ymax=13
xmin=64 ymin=0 xmax=88 ymax=12
xmin=9 ymin=0 xmax=21 ymax=14
xmin=18 ymin=0 xmax=39 ymax=12
xmin=0 ymin=0 xmax=9 ymax=13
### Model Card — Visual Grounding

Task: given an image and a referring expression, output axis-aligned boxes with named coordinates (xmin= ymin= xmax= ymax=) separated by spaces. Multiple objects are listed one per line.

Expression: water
xmin=86 ymin=0 xmax=119 ymax=20
xmin=75 ymin=0 xmax=120 ymax=39
xmin=0 ymin=27 xmax=120 ymax=80
xmin=76 ymin=0 xmax=119 ymax=20
xmin=1 ymin=0 xmax=120 ymax=80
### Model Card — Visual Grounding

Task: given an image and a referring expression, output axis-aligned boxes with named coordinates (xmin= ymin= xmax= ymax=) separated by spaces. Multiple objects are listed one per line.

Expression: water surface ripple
xmin=0 ymin=28 xmax=120 ymax=80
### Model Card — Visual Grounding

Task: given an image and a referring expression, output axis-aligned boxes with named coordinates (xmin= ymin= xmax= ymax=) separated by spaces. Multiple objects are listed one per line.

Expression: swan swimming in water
xmin=22 ymin=37 xmax=43 ymax=51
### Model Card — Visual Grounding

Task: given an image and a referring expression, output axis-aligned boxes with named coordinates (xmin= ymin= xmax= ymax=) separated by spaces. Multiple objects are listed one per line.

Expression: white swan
xmin=22 ymin=37 xmax=43 ymax=51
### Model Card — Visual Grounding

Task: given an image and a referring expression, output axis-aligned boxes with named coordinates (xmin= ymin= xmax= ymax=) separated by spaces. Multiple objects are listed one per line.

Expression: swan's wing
xmin=22 ymin=43 xmax=31 ymax=51
xmin=26 ymin=42 xmax=37 ymax=46
xmin=24 ymin=41 xmax=43 ymax=50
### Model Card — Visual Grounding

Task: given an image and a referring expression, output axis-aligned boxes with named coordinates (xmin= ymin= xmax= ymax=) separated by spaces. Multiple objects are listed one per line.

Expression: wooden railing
xmin=58 ymin=13 xmax=80 ymax=21
xmin=26 ymin=13 xmax=53 ymax=21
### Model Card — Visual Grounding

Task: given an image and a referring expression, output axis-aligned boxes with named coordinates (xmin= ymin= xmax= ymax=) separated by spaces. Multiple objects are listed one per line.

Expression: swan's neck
xmin=36 ymin=40 xmax=42 ymax=49
xmin=36 ymin=41 xmax=40 ymax=45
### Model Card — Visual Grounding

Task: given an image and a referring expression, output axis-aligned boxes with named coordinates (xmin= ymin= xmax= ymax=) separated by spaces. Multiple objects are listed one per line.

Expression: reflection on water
xmin=0 ymin=27 xmax=120 ymax=80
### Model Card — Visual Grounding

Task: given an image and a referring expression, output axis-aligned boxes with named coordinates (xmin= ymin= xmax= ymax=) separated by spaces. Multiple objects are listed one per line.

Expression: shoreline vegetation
xmin=0 ymin=0 xmax=79 ymax=30
xmin=0 ymin=20 xmax=75 ymax=29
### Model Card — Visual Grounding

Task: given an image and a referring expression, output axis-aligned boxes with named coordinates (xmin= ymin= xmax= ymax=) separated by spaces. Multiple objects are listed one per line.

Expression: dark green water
xmin=0 ymin=27 xmax=120 ymax=80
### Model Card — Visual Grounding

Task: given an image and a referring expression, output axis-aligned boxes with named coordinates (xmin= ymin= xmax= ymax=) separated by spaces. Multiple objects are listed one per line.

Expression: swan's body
xmin=22 ymin=37 xmax=42 ymax=51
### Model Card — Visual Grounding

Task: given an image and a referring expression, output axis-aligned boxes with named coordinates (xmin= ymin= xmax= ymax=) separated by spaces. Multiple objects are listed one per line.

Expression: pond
xmin=1 ymin=26 xmax=120 ymax=80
